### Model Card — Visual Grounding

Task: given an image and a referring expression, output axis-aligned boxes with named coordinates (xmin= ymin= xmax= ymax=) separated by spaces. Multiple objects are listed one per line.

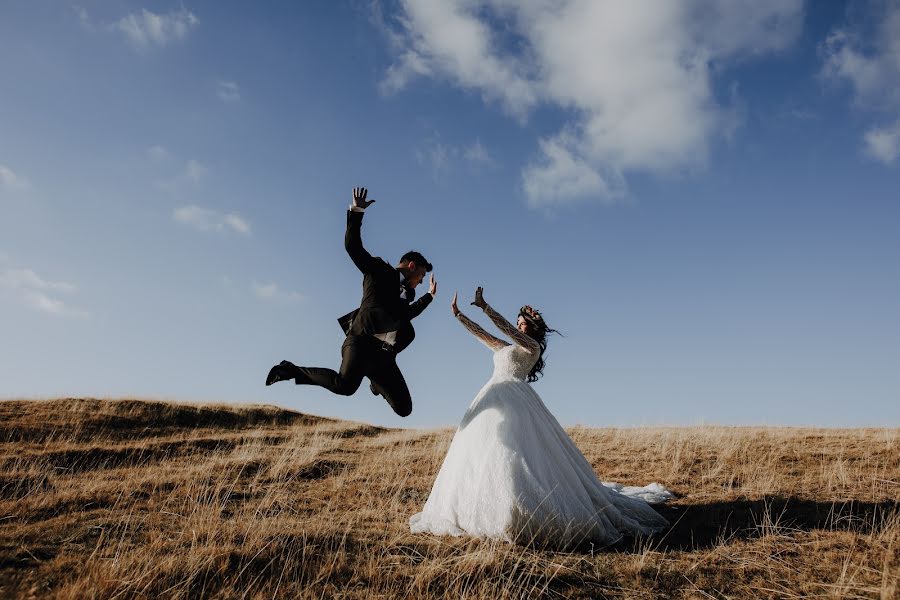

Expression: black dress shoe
xmin=266 ymin=360 xmax=296 ymax=386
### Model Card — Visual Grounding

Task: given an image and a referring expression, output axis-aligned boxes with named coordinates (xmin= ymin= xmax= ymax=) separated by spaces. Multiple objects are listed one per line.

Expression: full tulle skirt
xmin=409 ymin=377 xmax=672 ymax=548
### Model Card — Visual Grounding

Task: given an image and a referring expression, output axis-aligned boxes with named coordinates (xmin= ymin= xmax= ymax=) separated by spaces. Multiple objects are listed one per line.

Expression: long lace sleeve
xmin=483 ymin=303 xmax=541 ymax=354
xmin=455 ymin=311 xmax=509 ymax=352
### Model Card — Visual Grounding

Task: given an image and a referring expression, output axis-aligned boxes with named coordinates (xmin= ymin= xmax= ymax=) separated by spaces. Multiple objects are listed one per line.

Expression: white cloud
xmin=416 ymin=135 xmax=496 ymax=174
xmin=173 ymin=205 xmax=251 ymax=236
xmin=0 ymin=163 xmax=30 ymax=191
xmin=522 ymin=135 xmax=621 ymax=207
xmin=379 ymin=1 xmax=538 ymax=119
xmin=73 ymin=5 xmax=94 ymax=30
xmin=222 ymin=213 xmax=251 ymax=235
xmin=185 ymin=159 xmax=207 ymax=183
xmin=415 ymin=139 xmax=451 ymax=173
xmin=217 ymin=81 xmax=241 ymax=103
xmin=147 ymin=145 xmax=168 ymax=161
xmin=251 ymin=281 xmax=303 ymax=304
xmin=821 ymin=19 xmax=900 ymax=109
xmin=821 ymin=2 xmax=900 ymax=165
xmin=381 ymin=0 xmax=804 ymax=206
xmin=112 ymin=8 xmax=199 ymax=51
xmin=779 ymin=107 xmax=817 ymax=121
xmin=22 ymin=291 xmax=89 ymax=319
xmin=151 ymin=155 xmax=209 ymax=193
xmin=688 ymin=1 xmax=803 ymax=58
xmin=864 ymin=121 xmax=900 ymax=164
xmin=0 ymin=268 xmax=76 ymax=293
xmin=0 ymin=266 xmax=88 ymax=318
xmin=381 ymin=49 xmax=436 ymax=97
xmin=463 ymin=139 xmax=495 ymax=166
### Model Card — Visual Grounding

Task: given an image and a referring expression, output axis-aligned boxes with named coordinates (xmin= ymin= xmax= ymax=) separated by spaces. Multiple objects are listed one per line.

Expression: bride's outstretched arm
xmin=470 ymin=287 xmax=540 ymax=354
xmin=456 ymin=312 xmax=509 ymax=351
xmin=452 ymin=291 xmax=508 ymax=351
xmin=482 ymin=303 xmax=541 ymax=354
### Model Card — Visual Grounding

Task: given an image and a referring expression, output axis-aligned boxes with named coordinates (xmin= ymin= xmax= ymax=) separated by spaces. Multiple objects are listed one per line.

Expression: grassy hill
xmin=0 ymin=398 xmax=896 ymax=599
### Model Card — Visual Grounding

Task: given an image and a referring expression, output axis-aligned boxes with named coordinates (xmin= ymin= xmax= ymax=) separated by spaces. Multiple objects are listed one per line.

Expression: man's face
xmin=406 ymin=264 xmax=427 ymax=288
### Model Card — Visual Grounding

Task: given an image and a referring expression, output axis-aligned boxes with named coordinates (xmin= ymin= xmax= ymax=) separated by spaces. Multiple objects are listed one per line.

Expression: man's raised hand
xmin=428 ymin=274 xmax=437 ymax=297
xmin=352 ymin=187 xmax=376 ymax=209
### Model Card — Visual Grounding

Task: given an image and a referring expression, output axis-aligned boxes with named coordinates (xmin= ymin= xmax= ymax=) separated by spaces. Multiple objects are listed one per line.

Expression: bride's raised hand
xmin=471 ymin=286 xmax=487 ymax=310
xmin=451 ymin=291 xmax=460 ymax=316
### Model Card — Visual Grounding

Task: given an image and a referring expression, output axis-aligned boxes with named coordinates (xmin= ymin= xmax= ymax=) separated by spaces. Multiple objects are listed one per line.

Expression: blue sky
xmin=1 ymin=1 xmax=898 ymax=428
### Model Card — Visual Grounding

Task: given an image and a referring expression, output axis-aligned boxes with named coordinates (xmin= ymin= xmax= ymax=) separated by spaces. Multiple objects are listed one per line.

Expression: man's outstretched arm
xmin=406 ymin=274 xmax=436 ymax=320
xmin=345 ymin=186 xmax=378 ymax=274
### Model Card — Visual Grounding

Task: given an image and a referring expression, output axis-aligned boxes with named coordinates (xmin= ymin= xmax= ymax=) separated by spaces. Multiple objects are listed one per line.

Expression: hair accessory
xmin=519 ymin=304 xmax=545 ymax=326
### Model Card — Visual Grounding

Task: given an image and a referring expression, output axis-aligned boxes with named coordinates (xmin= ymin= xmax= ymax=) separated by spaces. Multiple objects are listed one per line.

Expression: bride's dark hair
xmin=519 ymin=305 xmax=559 ymax=383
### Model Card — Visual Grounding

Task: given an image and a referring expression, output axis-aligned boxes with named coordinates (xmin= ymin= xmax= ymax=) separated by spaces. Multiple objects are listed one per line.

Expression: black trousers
xmin=294 ymin=335 xmax=412 ymax=417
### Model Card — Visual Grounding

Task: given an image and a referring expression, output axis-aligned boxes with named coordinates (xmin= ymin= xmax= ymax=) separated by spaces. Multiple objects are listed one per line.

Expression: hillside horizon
xmin=0 ymin=397 xmax=896 ymax=598
xmin=4 ymin=396 xmax=895 ymax=430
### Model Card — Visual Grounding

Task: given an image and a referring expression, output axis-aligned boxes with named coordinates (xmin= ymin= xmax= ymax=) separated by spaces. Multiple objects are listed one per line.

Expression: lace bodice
xmin=490 ymin=345 xmax=538 ymax=381
xmin=456 ymin=303 xmax=540 ymax=381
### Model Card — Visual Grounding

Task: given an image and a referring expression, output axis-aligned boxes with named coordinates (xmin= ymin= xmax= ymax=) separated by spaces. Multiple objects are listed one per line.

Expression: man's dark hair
xmin=399 ymin=250 xmax=432 ymax=272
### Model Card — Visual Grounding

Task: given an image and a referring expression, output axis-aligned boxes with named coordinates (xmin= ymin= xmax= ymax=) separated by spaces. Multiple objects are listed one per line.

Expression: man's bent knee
xmin=334 ymin=379 xmax=362 ymax=396
xmin=388 ymin=398 xmax=412 ymax=417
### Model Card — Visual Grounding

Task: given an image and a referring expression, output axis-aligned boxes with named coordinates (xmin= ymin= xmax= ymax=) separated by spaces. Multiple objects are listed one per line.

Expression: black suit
xmin=292 ymin=210 xmax=432 ymax=417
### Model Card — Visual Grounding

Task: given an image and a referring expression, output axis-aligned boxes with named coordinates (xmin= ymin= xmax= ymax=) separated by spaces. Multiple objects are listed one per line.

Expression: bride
xmin=409 ymin=287 xmax=673 ymax=548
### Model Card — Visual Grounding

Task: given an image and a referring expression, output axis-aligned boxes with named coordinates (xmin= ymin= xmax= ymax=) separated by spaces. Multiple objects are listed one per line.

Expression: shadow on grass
xmin=616 ymin=496 xmax=899 ymax=552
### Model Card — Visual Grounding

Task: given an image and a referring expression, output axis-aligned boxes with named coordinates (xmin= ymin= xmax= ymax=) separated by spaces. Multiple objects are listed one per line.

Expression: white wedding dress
xmin=409 ymin=304 xmax=673 ymax=548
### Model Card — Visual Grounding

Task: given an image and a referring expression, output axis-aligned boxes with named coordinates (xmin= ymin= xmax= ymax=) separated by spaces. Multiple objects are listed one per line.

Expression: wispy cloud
xmin=864 ymin=120 xmax=900 ymax=164
xmin=380 ymin=0 xmax=804 ymax=206
xmin=185 ymin=159 xmax=207 ymax=183
xmin=112 ymin=8 xmax=199 ymax=51
xmin=462 ymin=139 xmax=496 ymax=166
xmin=522 ymin=135 xmax=621 ymax=208
xmin=416 ymin=135 xmax=497 ymax=174
xmin=415 ymin=138 xmax=452 ymax=173
xmin=147 ymin=145 xmax=168 ymax=161
xmin=778 ymin=107 xmax=818 ymax=121
xmin=0 ymin=163 xmax=30 ymax=191
xmin=73 ymin=5 xmax=94 ymax=30
xmin=378 ymin=1 xmax=539 ymax=120
xmin=174 ymin=205 xmax=251 ymax=236
xmin=0 ymin=266 xmax=89 ymax=318
xmin=251 ymin=281 xmax=304 ymax=305
xmin=21 ymin=291 xmax=88 ymax=318
xmin=216 ymin=81 xmax=241 ymax=103
xmin=0 ymin=268 xmax=76 ymax=293
xmin=76 ymin=6 xmax=198 ymax=52
xmin=821 ymin=2 xmax=900 ymax=165
xmin=152 ymin=155 xmax=209 ymax=194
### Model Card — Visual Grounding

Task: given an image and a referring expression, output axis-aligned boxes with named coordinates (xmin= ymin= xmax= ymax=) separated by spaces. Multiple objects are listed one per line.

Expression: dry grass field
xmin=0 ymin=398 xmax=896 ymax=599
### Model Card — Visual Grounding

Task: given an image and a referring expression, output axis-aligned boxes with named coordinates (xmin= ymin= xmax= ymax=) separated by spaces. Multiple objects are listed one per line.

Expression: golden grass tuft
xmin=0 ymin=398 xmax=896 ymax=599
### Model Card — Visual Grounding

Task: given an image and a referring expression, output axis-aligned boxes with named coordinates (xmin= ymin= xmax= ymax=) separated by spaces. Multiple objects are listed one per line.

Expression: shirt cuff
xmin=349 ymin=205 xmax=365 ymax=213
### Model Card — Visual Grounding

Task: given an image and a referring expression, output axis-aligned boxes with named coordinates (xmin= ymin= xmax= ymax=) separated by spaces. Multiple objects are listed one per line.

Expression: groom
xmin=265 ymin=187 xmax=435 ymax=417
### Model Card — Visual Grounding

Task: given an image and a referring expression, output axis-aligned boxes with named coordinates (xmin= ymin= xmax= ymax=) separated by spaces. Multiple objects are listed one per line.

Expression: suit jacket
xmin=337 ymin=210 xmax=431 ymax=352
